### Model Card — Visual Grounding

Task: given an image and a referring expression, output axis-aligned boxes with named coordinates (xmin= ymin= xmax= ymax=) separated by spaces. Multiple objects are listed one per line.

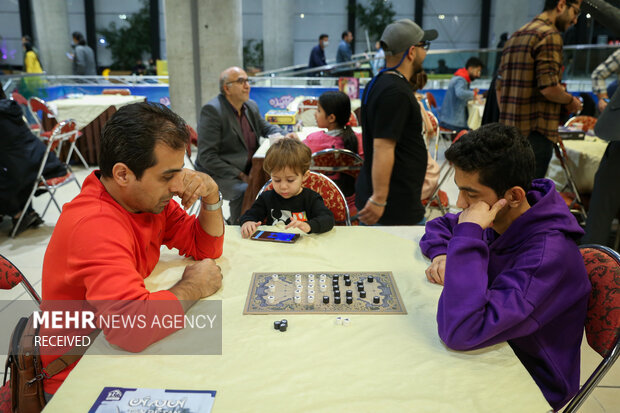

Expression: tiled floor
xmin=0 ymin=148 xmax=618 ymax=412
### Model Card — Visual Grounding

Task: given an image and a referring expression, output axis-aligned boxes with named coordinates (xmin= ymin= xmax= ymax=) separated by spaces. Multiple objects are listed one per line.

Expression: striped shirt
xmin=497 ymin=16 xmax=563 ymax=142
xmin=591 ymin=48 xmax=620 ymax=96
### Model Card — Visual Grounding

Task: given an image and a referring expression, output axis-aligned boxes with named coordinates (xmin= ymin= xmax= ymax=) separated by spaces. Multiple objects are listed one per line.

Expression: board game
xmin=243 ymin=271 xmax=407 ymax=314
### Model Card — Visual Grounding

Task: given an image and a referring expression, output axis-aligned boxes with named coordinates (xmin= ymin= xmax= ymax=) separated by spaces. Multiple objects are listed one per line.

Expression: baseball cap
xmin=380 ymin=19 xmax=438 ymax=55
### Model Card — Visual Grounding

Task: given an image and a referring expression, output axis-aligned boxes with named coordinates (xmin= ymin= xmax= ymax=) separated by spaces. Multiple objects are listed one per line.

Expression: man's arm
xmin=357 ymin=138 xmax=395 ymax=225
xmin=74 ymin=47 xmax=86 ymax=75
xmin=591 ymin=49 xmax=620 ymax=111
xmin=197 ymin=103 xmax=243 ymax=179
xmin=453 ymin=78 xmax=475 ymax=101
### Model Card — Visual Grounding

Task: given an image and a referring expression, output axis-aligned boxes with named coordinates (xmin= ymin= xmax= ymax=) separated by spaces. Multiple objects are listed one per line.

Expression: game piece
xmin=346 ymin=296 xmax=353 ymax=304
xmin=367 ymin=275 xmax=374 ymax=283
xmin=357 ymin=285 xmax=364 ymax=292
xmin=308 ymin=295 xmax=315 ymax=304
xmin=345 ymin=279 xmax=351 ymax=286
xmin=296 ymin=283 xmax=303 ymax=290
xmin=335 ymin=316 xmax=342 ymax=325
xmin=267 ymin=296 xmax=275 ymax=304
xmin=308 ymin=274 xmax=314 ymax=280
xmin=320 ymin=273 xmax=326 ymax=279
xmin=272 ymin=274 xmax=279 ymax=280
xmin=268 ymin=284 xmax=275 ymax=293
xmin=279 ymin=323 xmax=287 ymax=332
xmin=333 ymin=274 xmax=339 ymax=281
xmin=360 ymin=291 xmax=367 ymax=298
xmin=343 ymin=274 xmax=350 ymax=280
xmin=308 ymin=290 xmax=315 ymax=296
xmin=274 ymin=321 xmax=281 ymax=330
xmin=281 ymin=319 xmax=287 ymax=325
xmin=319 ymin=284 xmax=327 ymax=292
xmin=323 ymin=296 xmax=329 ymax=304
xmin=334 ymin=296 xmax=341 ymax=304
xmin=333 ymin=289 xmax=340 ymax=297
xmin=373 ymin=296 xmax=380 ymax=304
xmin=343 ymin=318 xmax=350 ymax=326
xmin=346 ymin=290 xmax=352 ymax=297
xmin=295 ymin=289 xmax=302 ymax=295
xmin=294 ymin=295 xmax=301 ymax=304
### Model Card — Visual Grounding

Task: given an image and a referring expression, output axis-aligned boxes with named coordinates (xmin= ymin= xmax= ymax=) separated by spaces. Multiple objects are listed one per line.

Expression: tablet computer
xmin=250 ymin=230 xmax=301 ymax=243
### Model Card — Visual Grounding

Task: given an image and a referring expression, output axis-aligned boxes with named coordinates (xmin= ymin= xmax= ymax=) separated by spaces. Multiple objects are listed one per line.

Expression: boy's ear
xmin=503 ymin=186 xmax=526 ymax=207
xmin=303 ymin=170 xmax=310 ymax=180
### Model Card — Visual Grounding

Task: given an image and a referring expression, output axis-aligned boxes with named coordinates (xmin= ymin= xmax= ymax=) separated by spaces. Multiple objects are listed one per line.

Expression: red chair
xmin=425 ymin=92 xmax=437 ymax=109
xmin=0 ymin=254 xmax=41 ymax=304
xmin=297 ymin=97 xmax=319 ymax=126
xmin=553 ymin=137 xmax=588 ymax=223
xmin=564 ymin=245 xmax=620 ymax=412
xmin=10 ymin=91 xmax=41 ymax=136
xmin=565 ymin=115 xmax=597 ymax=133
xmin=101 ymin=88 xmax=131 ymax=96
xmin=28 ymin=96 xmax=57 ymax=138
xmin=11 ymin=120 xmax=82 ymax=238
xmin=257 ymin=171 xmax=351 ymax=225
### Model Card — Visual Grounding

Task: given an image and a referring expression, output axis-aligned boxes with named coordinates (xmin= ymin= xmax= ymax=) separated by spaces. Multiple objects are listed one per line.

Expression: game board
xmin=243 ymin=271 xmax=407 ymax=314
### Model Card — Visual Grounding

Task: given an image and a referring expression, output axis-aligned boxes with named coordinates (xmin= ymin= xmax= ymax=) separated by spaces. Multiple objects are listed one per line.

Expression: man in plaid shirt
xmin=591 ymin=48 xmax=620 ymax=113
xmin=497 ymin=0 xmax=583 ymax=179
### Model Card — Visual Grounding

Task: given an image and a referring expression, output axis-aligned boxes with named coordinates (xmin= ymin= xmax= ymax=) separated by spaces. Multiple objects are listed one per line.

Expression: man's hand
xmin=176 ymin=169 xmax=219 ymax=210
xmin=598 ymin=97 xmax=608 ymax=113
xmin=458 ymin=199 xmax=507 ymax=229
xmin=241 ymin=221 xmax=261 ymax=238
xmin=565 ymin=96 xmax=583 ymax=114
xmin=182 ymin=259 xmax=222 ymax=298
xmin=285 ymin=218 xmax=311 ymax=233
xmin=357 ymin=199 xmax=385 ymax=226
xmin=425 ymin=254 xmax=447 ymax=285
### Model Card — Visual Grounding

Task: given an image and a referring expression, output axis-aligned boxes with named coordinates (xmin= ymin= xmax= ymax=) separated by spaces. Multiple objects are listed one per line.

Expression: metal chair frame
xmin=0 ymin=253 xmax=42 ymax=304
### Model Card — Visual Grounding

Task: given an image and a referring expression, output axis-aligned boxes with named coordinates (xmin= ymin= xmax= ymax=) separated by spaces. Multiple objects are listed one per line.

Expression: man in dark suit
xmin=196 ymin=66 xmax=286 ymax=224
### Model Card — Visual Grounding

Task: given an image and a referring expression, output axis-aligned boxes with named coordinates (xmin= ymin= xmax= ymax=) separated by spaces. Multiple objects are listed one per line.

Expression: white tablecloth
xmin=48 ymin=95 xmax=146 ymax=128
xmin=467 ymin=100 xmax=485 ymax=130
xmin=44 ymin=226 xmax=550 ymax=412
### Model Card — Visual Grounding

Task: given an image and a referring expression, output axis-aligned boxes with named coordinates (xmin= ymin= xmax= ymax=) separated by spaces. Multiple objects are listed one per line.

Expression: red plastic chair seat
xmin=422 ymin=190 xmax=449 ymax=208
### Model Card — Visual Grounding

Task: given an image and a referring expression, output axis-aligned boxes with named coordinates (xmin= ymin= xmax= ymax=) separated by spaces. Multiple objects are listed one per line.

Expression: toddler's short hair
xmin=263 ymin=138 xmax=311 ymax=175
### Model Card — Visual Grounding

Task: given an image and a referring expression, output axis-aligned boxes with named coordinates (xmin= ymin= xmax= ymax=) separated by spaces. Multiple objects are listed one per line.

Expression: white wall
xmin=0 ymin=0 xmax=22 ymax=68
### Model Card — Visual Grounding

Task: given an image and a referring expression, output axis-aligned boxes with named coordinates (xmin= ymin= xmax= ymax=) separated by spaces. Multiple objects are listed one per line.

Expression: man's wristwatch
xmin=201 ymin=191 xmax=223 ymax=211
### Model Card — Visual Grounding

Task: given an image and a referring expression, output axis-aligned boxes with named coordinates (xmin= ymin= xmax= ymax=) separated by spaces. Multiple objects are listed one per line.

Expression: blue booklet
xmin=88 ymin=387 xmax=216 ymax=413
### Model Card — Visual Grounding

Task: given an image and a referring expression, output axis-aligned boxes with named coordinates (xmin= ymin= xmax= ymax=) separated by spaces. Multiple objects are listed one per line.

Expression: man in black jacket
xmin=195 ymin=66 xmax=289 ymax=224
xmin=0 ymin=82 xmax=66 ymax=235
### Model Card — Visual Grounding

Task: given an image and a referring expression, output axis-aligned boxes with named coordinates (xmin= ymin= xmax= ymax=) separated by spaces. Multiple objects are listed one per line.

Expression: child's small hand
xmin=285 ymin=218 xmax=311 ymax=233
xmin=241 ymin=221 xmax=261 ymax=238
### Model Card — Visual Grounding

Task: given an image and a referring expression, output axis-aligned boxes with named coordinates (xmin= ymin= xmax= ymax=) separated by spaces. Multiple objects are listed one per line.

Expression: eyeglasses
xmin=227 ymin=77 xmax=251 ymax=86
xmin=416 ymin=41 xmax=431 ymax=51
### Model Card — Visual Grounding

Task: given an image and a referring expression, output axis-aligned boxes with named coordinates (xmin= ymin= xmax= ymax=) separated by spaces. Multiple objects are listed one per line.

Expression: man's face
xmin=454 ymin=167 xmax=509 ymax=227
xmin=320 ymin=37 xmax=329 ymax=48
xmin=556 ymin=0 xmax=582 ymax=32
xmin=411 ymin=45 xmax=427 ymax=77
xmin=346 ymin=32 xmax=353 ymax=43
xmin=468 ymin=65 xmax=482 ymax=80
xmin=224 ymin=69 xmax=250 ymax=106
xmin=125 ymin=143 xmax=186 ymax=214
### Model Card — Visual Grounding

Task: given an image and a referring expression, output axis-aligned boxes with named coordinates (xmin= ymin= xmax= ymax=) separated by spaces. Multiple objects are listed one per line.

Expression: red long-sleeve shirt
xmin=40 ymin=171 xmax=224 ymax=394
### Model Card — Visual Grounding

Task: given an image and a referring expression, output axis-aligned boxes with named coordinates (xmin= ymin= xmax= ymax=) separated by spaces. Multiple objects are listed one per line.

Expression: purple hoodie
xmin=420 ymin=179 xmax=590 ymax=410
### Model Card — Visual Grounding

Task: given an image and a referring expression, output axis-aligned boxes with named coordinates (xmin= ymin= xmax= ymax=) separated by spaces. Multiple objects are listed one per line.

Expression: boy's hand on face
xmin=285 ymin=217 xmax=311 ymax=233
xmin=458 ymin=199 xmax=507 ymax=230
xmin=425 ymin=254 xmax=447 ymax=285
xmin=241 ymin=221 xmax=261 ymax=238
xmin=177 ymin=169 xmax=219 ymax=210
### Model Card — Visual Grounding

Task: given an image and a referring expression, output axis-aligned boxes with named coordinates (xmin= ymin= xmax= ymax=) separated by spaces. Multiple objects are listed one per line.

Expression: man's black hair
xmin=319 ymin=34 xmax=329 ymax=41
xmin=465 ymin=57 xmax=484 ymax=69
xmin=72 ymin=31 xmax=86 ymax=46
xmin=445 ymin=123 xmax=535 ymax=197
xmin=99 ymin=102 xmax=189 ymax=180
xmin=543 ymin=0 xmax=577 ymax=12
xmin=341 ymin=31 xmax=351 ymax=39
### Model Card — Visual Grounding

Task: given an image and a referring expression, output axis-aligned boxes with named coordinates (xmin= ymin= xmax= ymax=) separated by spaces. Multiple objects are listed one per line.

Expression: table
xmin=44 ymin=226 xmax=551 ymax=412
xmin=46 ymin=95 xmax=146 ymax=165
xmin=546 ymin=136 xmax=608 ymax=194
xmin=239 ymin=127 xmax=363 ymax=215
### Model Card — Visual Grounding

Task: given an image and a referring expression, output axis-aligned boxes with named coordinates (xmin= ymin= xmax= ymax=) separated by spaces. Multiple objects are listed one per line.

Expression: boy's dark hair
xmin=318 ymin=91 xmax=358 ymax=154
xmin=99 ymin=102 xmax=189 ymax=180
xmin=72 ymin=31 xmax=86 ymax=46
xmin=465 ymin=57 xmax=483 ymax=69
xmin=263 ymin=138 xmax=311 ymax=176
xmin=445 ymin=123 xmax=535 ymax=197
xmin=319 ymin=34 xmax=328 ymax=41
xmin=543 ymin=0 xmax=577 ymax=11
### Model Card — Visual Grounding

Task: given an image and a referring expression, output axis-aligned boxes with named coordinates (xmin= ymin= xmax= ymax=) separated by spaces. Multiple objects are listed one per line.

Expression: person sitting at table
xmin=0 ymin=82 xmax=66 ymax=236
xmin=419 ymin=123 xmax=590 ymax=411
xmin=240 ymin=138 xmax=334 ymax=238
xmin=40 ymin=102 xmax=225 ymax=399
xmin=195 ymin=66 xmax=292 ymax=225
xmin=439 ymin=57 xmax=483 ymax=132
xmin=303 ymin=90 xmax=363 ymax=202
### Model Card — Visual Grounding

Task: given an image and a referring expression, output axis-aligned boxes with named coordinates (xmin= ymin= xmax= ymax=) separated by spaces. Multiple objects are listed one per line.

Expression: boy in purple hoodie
xmin=420 ymin=123 xmax=590 ymax=410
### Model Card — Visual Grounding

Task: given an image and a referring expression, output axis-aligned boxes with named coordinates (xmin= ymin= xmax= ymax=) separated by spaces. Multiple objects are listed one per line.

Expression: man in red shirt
xmin=40 ymin=102 xmax=225 ymax=397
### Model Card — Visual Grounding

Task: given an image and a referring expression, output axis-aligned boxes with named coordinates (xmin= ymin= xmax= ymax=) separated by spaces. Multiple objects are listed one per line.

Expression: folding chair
xmin=257 ymin=171 xmax=351 ymax=225
xmin=425 ymin=112 xmax=441 ymax=161
xmin=28 ymin=96 xmax=57 ymax=138
xmin=10 ymin=91 xmax=41 ymax=136
xmin=11 ymin=120 xmax=82 ymax=238
xmin=50 ymin=119 xmax=89 ymax=170
xmin=297 ymin=97 xmax=319 ymax=127
xmin=553 ymin=137 xmax=588 ymax=223
xmin=564 ymin=245 xmax=620 ymax=412
xmin=425 ymin=92 xmax=437 ymax=109
xmin=565 ymin=115 xmax=597 ymax=133
xmin=101 ymin=88 xmax=131 ymax=96
xmin=0 ymin=253 xmax=41 ymax=304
